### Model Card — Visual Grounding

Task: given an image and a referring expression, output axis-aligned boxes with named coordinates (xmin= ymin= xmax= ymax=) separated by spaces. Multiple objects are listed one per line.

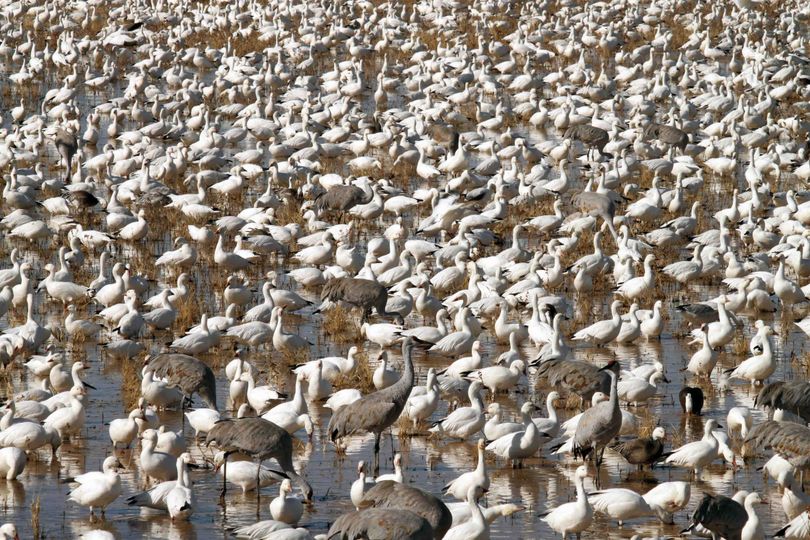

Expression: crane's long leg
xmin=373 ymin=432 xmax=381 ymax=476
xmin=220 ymin=453 xmax=228 ymax=499
xmin=256 ymin=458 xmax=262 ymax=519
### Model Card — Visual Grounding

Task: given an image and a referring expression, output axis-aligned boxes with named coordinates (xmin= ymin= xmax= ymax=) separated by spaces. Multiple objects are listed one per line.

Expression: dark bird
xmin=63 ymin=189 xmax=99 ymax=209
xmin=533 ymin=358 xmax=616 ymax=405
xmin=755 ymin=380 xmax=810 ymax=421
xmin=564 ymin=124 xmax=611 ymax=159
xmin=675 ymin=303 xmax=719 ymax=326
xmin=315 ymin=182 xmax=373 ymax=213
xmin=145 ymin=353 xmax=217 ymax=410
xmin=328 ymin=508 xmax=434 ymax=540
xmin=320 ymin=277 xmax=403 ymax=324
xmin=51 ymin=128 xmax=78 ymax=180
xmin=679 ymin=386 xmax=704 ymax=416
xmin=328 ymin=339 xmax=414 ymax=474
xmin=571 ymin=191 xmax=618 ymax=240
xmin=205 ymin=417 xmax=313 ymax=504
xmin=611 ymin=426 xmax=666 ymax=469
xmin=680 ymin=492 xmax=746 ymax=540
xmin=572 ymin=361 xmax=621 ymax=484
xmin=643 ymin=123 xmax=689 ymax=150
xmin=358 ymin=481 xmax=452 ymax=539
xmin=744 ymin=420 xmax=810 ymax=468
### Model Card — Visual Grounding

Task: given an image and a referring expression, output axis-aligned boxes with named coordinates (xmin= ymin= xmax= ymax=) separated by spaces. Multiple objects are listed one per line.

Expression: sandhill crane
xmin=319 ymin=277 xmax=403 ymax=324
xmin=755 ymin=381 xmax=810 ymax=421
xmin=610 ymin=427 xmax=666 ymax=470
xmin=205 ymin=417 xmax=313 ymax=510
xmin=328 ymin=508 xmax=434 ymax=539
xmin=328 ymin=339 xmax=414 ymax=474
xmin=145 ymin=353 xmax=217 ymax=410
xmin=534 ymin=358 xmax=615 ymax=406
xmin=572 ymin=360 xmax=621 ymax=483
xmin=680 ymin=492 xmax=747 ymax=540
xmin=572 ymin=191 xmax=619 ymax=241
xmin=643 ymin=123 xmax=689 ymax=150
xmin=358 ymin=481 xmax=453 ymax=539
xmin=315 ymin=181 xmax=373 ymax=215
xmin=564 ymin=124 xmax=610 ymax=160
xmin=744 ymin=420 xmax=810 ymax=469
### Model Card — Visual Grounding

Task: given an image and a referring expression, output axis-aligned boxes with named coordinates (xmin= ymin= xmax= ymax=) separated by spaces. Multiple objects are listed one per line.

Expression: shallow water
xmin=0 ymin=3 xmax=806 ymax=540
xmin=0 ymin=278 xmax=805 ymax=539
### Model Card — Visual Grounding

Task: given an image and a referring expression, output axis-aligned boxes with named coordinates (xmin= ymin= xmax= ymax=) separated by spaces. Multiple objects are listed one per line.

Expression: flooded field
xmin=0 ymin=0 xmax=808 ymax=538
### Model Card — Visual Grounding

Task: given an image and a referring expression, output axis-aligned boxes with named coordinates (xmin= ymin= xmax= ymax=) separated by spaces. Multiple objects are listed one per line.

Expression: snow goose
xmin=139 ymin=429 xmax=177 ymax=483
xmin=167 ymin=453 xmax=195 ymax=521
xmin=42 ymin=385 xmax=86 ymax=441
xmin=0 ymin=447 xmax=25 ymax=480
xmin=67 ymin=455 xmax=123 ymax=517
xmin=272 ymin=307 xmax=311 ymax=355
xmin=540 ymin=466 xmax=593 ymax=538
xmin=403 ymin=368 xmax=440 ymax=428
xmin=443 ymin=486 xmax=489 ymax=540
xmin=464 ymin=360 xmax=526 ymax=394
xmin=109 ymin=408 xmax=144 ymax=448
xmin=617 ymin=371 xmax=668 ymax=406
xmin=375 ymin=453 xmax=404 ymax=484
xmin=429 ymin=381 xmax=485 ymax=440
xmin=724 ymin=325 xmax=775 ymax=384
xmin=170 ymin=313 xmax=220 ymax=354
xmin=360 ymin=322 xmax=403 ymax=348
xmin=687 ymin=325 xmax=718 ymax=376
xmin=485 ymin=401 xmax=546 ymax=466
xmin=214 ymin=451 xmax=286 ymax=493
xmin=572 ymin=300 xmax=623 ymax=345
xmin=588 ymin=488 xmax=654 ymax=526
xmin=244 ymin=372 xmax=286 ymax=415
xmin=429 ymin=308 xmax=474 ymax=355
xmin=443 ymin=439 xmax=489 ymax=501
xmin=270 ymin=479 xmax=304 ymax=525
xmin=532 ymin=392 xmax=561 ymax=437
xmin=294 ymin=346 xmax=358 ymax=383
xmin=664 ymin=418 xmax=721 ymax=478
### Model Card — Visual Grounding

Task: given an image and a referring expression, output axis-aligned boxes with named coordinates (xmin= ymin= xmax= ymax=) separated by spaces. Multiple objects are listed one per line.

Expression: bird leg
xmin=220 ymin=452 xmax=229 ymax=500
xmin=256 ymin=458 xmax=262 ymax=519
xmin=373 ymin=432 xmax=382 ymax=476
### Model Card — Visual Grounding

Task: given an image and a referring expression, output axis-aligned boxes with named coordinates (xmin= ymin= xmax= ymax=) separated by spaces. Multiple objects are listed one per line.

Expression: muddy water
xmin=0 ymin=68 xmax=804 ymax=540
xmin=0 ymin=274 xmax=804 ymax=539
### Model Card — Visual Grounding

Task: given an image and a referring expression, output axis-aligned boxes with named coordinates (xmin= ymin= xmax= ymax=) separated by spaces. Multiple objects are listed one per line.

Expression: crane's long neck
xmin=608 ymin=371 xmax=619 ymax=407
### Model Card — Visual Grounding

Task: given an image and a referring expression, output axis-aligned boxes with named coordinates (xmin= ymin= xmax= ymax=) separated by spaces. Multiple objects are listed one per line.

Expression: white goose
xmin=67 ymin=455 xmax=122 ymax=517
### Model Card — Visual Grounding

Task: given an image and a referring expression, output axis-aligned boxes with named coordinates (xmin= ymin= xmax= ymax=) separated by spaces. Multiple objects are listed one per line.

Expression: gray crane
xmin=358 ymin=481 xmax=452 ymax=539
xmin=564 ymin=124 xmax=611 ymax=160
xmin=680 ymin=493 xmax=747 ymax=540
xmin=572 ymin=360 xmax=621 ymax=485
xmin=51 ymin=127 xmax=78 ymax=180
xmin=319 ymin=277 xmax=404 ymax=324
xmin=744 ymin=420 xmax=810 ymax=469
xmin=328 ymin=339 xmax=414 ymax=475
xmin=146 ymin=353 xmax=217 ymax=410
xmin=315 ymin=181 xmax=373 ymax=213
xmin=205 ymin=416 xmax=312 ymax=512
xmin=643 ymin=123 xmax=689 ymax=151
xmin=328 ymin=508 xmax=434 ymax=540
xmin=571 ymin=191 xmax=619 ymax=241
xmin=755 ymin=381 xmax=810 ymax=421
xmin=610 ymin=427 xmax=665 ymax=470
xmin=534 ymin=358 xmax=615 ymax=405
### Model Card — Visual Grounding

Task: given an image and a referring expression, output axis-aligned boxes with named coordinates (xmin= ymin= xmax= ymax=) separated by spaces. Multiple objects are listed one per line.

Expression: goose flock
xmin=0 ymin=0 xmax=808 ymax=538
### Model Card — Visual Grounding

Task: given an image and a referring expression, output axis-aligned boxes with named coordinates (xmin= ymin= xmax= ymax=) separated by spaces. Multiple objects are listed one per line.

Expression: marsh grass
xmin=333 ymin=348 xmax=374 ymax=394
xmin=120 ymin=357 xmax=142 ymax=411
xmin=31 ymin=495 xmax=41 ymax=539
xmin=323 ymin=306 xmax=362 ymax=344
